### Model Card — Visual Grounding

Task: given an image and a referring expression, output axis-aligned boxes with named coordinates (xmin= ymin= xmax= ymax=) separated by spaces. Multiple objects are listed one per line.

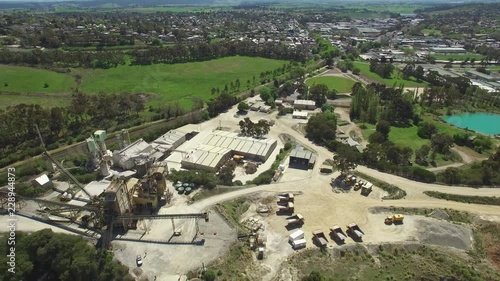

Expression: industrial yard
xmin=2 ymin=96 xmax=500 ymax=281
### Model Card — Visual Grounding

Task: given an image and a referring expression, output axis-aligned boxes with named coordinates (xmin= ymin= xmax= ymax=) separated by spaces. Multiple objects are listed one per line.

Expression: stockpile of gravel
xmin=416 ymin=219 xmax=472 ymax=250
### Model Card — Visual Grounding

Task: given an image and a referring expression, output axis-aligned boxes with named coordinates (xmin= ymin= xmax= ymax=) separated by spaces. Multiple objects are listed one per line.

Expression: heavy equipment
xmin=384 ymin=214 xmax=404 ymax=225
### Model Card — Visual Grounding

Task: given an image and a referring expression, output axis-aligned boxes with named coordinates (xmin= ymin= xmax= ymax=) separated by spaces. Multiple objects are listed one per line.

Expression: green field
xmin=0 ymin=65 xmax=74 ymax=93
xmin=433 ymin=53 xmax=485 ymax=61
xmin=306 ymin=76 xmax=357 ymax=93
xmin=353 ymin=61 xmax=427 ymax=87
xmin=0 ymin=94 xmax=71 ymax=109
xmin=360 ymin=123 xmax=428 ymax=152
xmin=78 ymin=56 xmax=286 ymax=108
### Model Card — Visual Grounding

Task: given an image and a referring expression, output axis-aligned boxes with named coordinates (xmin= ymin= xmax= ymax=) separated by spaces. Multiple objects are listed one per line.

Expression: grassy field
xmin=306 ymin=76 xmax=357 ymax=93
xmin=360 ymin=123 xmax=428 ymax=152
xmin=78 ymin=56 xmax=286 ymax=108
xmin=353 ymin=61 xmax=427 ymax=87
xmin=358 ymin=122 xmax=458 ymax=166
xmin=0 ymin=65 xmax=74 ymax=93
xmin=433 ymin=53 xmax=485 ymax=61
xmin=0 ymin=94 xmax=71 ymax=109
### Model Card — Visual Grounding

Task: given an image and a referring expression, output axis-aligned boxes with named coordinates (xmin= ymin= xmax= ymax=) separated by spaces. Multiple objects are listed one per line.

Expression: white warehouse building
xmin=181 ymin=130 xmax=278 ymax=172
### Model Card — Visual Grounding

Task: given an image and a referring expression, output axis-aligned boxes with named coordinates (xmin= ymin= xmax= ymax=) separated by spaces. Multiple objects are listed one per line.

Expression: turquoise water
xmin=444 ymin=113 xmax=500 ymax=135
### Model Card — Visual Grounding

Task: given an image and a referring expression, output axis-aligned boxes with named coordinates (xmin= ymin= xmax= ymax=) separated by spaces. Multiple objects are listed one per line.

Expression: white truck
xmin=291 ymin=238 xmax=307 ymax=249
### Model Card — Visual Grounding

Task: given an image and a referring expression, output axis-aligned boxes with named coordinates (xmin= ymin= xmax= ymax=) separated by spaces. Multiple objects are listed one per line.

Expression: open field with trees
xmin=353 ymin=61 xmax=427 ymax=87
xmin=0 ymin=65 xmax=74 ymax=93
xmin=306 ymin=76 xmax=356 ymax=93
xmin=77 ymin=56 xmax=287 ymax=108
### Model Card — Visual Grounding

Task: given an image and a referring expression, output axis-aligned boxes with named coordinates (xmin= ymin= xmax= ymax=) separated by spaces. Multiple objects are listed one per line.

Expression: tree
xmin=415 ymin=144 xmax=431 ymax=165
xmin=202 ymin=269 xmax=217 ymax=281
xmin=431 ymin=133 xmax=454 ymax=154
xmin=441 ymin=167 xmax=462 ymax=184
xmin=309 ymin=84 xmax=328 ymax=107
xmin=415 ymin=65 xmax=424 ymax=82
xmin=417 ymin=122 xmax=437 ymax=139
xmin=237 ymin=101 xmax=249 ymax=112
xmin=375 ymin=120 xmax=391 ymax=140
xmin=306 ymin=112 xmax=337 ymax=143
xmin=332 ymin=145 xmax=361 ymax=174
xmin=218 ymin=160 xmax=236 ymax=185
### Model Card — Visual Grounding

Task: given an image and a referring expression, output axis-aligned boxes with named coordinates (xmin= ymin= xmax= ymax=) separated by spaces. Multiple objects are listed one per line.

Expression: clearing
xmin=306 ymin=76 xmax=357 ymax=93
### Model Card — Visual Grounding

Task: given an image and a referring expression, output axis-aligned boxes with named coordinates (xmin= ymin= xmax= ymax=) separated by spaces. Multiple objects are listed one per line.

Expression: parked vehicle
xmin=277 ymin=193 xmax=294 ymax=202
xmin=277 ymin=201 xmax=294 ymax=212
xmin=136 ymin=255 xmax=143 ymax=266
xmin=330 ymin=225 xmax=346 ymax=242
xmin=312 ymin=229 xmax=328 ymax=248
xmin=286 ymin=214 xmax=304 ymax=226
xmin=346 ymin=223 xmax=364 ymax=240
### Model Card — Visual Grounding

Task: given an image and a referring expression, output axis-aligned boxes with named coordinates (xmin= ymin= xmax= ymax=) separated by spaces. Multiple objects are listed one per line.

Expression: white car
xmin=136 ymin=255 xmax=143 ymax=266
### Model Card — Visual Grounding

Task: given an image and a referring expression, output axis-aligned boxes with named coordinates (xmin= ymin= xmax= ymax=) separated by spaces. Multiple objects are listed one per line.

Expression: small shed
xmin=32 ymin=174 xmax=53 ymax=189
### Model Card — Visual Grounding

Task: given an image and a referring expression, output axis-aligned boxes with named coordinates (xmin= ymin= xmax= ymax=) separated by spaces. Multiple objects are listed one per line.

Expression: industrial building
xmin=151 ymin=124 xmax=199 ymax=159
xmin=181 ymin=130 xmax=278 ymax=172
xmin=292 ymin=111 xmax=309 ymax=119
xmin=32 ymin=174 xmax=53 ymax=189
xmin=112 ymin=139 xmax=155 ymax=170
xmin=293 ymin=99 xmax=316 ymax=110
xmin=430 ymin=47 xmax=466 ymax=54
xmin=289 ymin=147 xmax=316 ymax=170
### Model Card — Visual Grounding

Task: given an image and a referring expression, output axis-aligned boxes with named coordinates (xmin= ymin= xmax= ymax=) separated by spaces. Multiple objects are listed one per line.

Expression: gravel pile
xmin=416 ymin=219 xmax=472 ymax=250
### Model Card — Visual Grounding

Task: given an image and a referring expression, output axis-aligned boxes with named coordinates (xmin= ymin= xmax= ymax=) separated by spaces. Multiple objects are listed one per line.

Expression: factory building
xmin=151 ymin=124 xmax=199 ymax=159
xmin=112 ymin=139 xmax=155 ymax=170
xmin=181 ymin=130 xmax=278 ymax=172
xmin=293 ymin=99 xmax=316 ymax=110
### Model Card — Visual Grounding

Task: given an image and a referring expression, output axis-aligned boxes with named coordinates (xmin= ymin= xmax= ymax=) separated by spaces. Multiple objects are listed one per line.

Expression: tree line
xmin=0 ymin=92 xmax=145 ymax=168
xmin=0 ymin=229 xmax=133 ymax=281
xmin=0 ymin=39 xmax=309 ymax=69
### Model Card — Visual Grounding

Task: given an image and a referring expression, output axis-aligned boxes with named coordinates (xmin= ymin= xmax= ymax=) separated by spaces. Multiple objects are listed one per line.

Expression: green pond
xmin=444 ymin=113 xmax=500 ymax=135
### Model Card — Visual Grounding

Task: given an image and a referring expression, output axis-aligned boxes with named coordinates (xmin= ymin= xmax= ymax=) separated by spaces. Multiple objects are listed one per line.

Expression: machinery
xmin=25 ymin=126 xmax=209 ymax=249
xmin=286 ymin=214 xmax=304 ymax=226
xmin=277 ymin=201 xmax=294 ymax=213
xmin=312 ymin=229 xmax=328 ymax=248
xmin=277 ymin=193 xmax=294 ymax=202
xmin=330 ymin=225 xmax=346 ymax=242
xmin=346 ymin=223 xmax=364 ymax=240
xmin=385 ymin=214 xmax=404 ymax=225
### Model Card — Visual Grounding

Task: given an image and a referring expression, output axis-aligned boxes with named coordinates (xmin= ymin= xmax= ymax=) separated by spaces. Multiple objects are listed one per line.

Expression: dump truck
xmin=277 ymin=201 xmax=294 ymax=212
xmin=313 ymin=229 xmax=328 ymax=248
xmin=286 ymin=214 xmax=304 ymax=226
xmin=346 ymin=223 xmax=364 ymax=239
xmin=330 ymin=225 xmax=346 ymax=242
xmin=277 ymin=193 xmax=294 ymax=202
xmin=385 ymin=214 xmax=404 ymax=224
